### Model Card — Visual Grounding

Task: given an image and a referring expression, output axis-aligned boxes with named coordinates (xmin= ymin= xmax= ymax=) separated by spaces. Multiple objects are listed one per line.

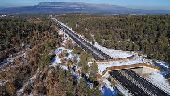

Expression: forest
xmin=0 ymin=15 xmax=101 ymax=95
xmin=0 ymin=16 xmax=53 ymax=61
xmin=0 ymin=14 xmax=169 ymax=95
xmin=57 ymin=14 xmax=170 ymax=64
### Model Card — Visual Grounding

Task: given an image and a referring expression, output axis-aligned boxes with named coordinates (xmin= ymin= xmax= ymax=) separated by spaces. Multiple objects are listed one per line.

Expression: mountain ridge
xmin=0 ymin=2 xmax=170 ymax=14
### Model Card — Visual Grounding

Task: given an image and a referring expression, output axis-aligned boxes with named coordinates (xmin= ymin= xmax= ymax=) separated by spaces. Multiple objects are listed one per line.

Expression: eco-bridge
xmin=52 ymin=18 xmax=169 ymax=96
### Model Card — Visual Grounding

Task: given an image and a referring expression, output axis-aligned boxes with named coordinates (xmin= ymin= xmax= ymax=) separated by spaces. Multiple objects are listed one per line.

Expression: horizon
xmin=0 ymin=0 xmax=170 ymax=10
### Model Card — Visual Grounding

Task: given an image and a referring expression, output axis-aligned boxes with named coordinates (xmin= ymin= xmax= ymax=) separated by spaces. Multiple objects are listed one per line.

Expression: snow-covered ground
xmin=94 ymin=42 xmax=135 ymax=58
xmin=102 ymin=79 xmax=114 ymax=91
xmin=154 ymin=60 xmax=169 ymax=69
xmin=51 ymin=47 xmax=80 ymax=70
xmin=17 ymin=69 xmax=39 ymax=96
xmin=101 ymin=79 xmax=118 ymax=96
xmin=60 ymin=65 xmax=69 ymax=70
xmin=52 ymin=56 xmax=61 ymax=64
xmin=145 ymin=72 xmax=170 ymax=95
xmin=97 ymin=57 xmax=148 ymax=74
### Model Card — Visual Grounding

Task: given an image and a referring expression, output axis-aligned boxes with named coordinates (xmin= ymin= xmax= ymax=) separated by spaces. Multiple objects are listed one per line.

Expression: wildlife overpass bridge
xmin=52 ymin=18 xmax=169 ymax=96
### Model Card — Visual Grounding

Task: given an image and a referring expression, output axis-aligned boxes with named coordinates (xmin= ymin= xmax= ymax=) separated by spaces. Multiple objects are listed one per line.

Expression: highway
xmin=52 ymin=18 xmax=169 ymax=96
xmin=123 ymin=70 xmax=169 ymax=96
xmin=111 ymin=70 xmax=150 ymax=96
xmin=52 ymin=18 xmax=111 ymax=60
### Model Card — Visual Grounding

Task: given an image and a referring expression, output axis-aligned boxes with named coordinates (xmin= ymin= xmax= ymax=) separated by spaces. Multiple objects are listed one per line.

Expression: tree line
xmin=57 ymin=14 xmax=170 ymax=64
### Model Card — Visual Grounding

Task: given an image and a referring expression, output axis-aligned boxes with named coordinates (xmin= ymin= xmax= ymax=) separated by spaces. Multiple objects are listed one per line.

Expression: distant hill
xmin=0 ymin=2 xmax=170 ymax=14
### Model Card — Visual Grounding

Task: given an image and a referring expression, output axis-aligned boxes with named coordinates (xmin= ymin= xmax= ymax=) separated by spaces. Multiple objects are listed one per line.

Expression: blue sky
xmin=0 ymin=0 xmax=170 ymax=10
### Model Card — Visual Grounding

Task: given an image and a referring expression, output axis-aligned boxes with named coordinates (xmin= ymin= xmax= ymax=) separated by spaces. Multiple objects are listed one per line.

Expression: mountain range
xmin=0 ymin=2 xmax=170 ymax=15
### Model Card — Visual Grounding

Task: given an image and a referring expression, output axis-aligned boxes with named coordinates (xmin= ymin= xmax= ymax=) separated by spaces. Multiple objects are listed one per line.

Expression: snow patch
xmin=154 ymin=60 xmax=169 ymax=69
xmin=58 ymin=29 xmax=64 ymax=35
xmin=54 ymin=47 xmax=65 ymax=55
xmin=28 ymin=93 xmax=33 ymax=96
xmin=60 ymin=65 xmax=68 ymax=70
xmin=52 ymin=56 xmax=61 ymax=65
xmin=94 ymin=42 xmax=134 ymax=58
xmin=102 ymin=79 xmax=114 ymax=92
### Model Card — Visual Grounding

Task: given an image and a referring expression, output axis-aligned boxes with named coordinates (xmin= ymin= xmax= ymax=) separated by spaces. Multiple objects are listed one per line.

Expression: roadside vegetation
xmin=57 ymin=14 xmax=170 ymax=64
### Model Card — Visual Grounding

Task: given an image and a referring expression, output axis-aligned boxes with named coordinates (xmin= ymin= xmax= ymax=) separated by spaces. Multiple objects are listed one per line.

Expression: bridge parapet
xmin=107 ymin=63 xmax=159 ymax=70
xmin=99 ymin=63 xmax=159 ymax=76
